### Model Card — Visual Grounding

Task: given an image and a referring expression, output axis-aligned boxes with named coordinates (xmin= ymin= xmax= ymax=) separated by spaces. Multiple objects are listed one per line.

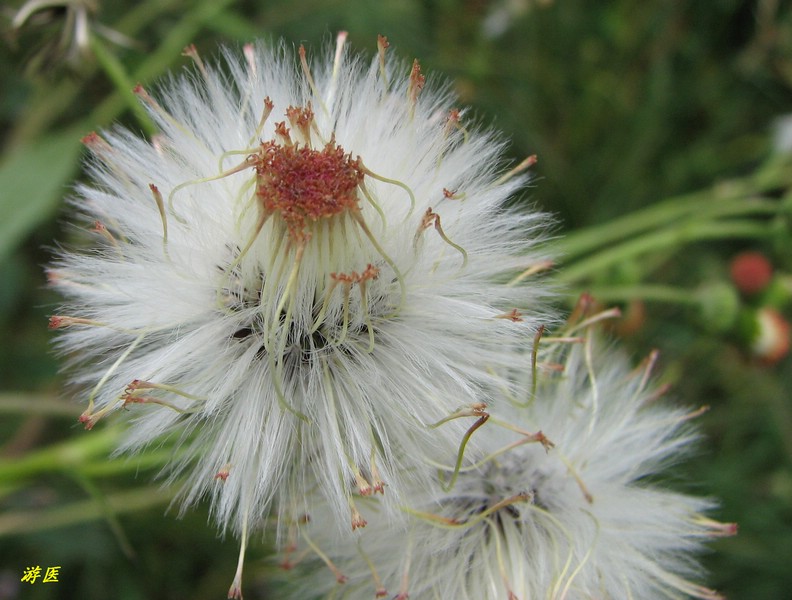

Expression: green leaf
xmin=0 ymin=126 xmax=85 ymax=261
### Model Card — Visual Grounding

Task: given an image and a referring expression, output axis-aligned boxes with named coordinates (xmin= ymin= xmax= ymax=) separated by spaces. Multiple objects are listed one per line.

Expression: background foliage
xmin=1 ymin=0 xmax=791 ymax=598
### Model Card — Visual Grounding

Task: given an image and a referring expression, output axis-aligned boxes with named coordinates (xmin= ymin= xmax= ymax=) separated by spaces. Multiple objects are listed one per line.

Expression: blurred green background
xmin=1 ymin=0 xmax=791 ymax=598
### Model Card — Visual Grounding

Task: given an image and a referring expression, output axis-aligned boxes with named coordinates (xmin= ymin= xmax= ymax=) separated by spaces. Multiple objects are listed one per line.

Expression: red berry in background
xmin=730 ymin=251 xmax=773 ymax=295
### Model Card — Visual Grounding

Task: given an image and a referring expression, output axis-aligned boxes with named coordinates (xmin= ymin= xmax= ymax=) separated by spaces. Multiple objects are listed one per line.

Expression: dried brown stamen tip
xmin=181 ymin=43 xmax=207 ymax=79
xmin=533 ymin=430 xmax=554 ymax=451
xmin=125 ymin=379 xmax=155 ymax=393
xmin=286 ymin=104 xmax=315 ymax=143
xmin=355 ymin=470 xmax=373 ymax=496
xmin=241 ymin=43 xmax=256 ymax=74
xmin=377 ymin=34 xmax=390 ymax=85
xmin=351 ymin=505 xmax=368 ymax=530
xmin=81 ymin=131 xmax=113 ymax=155
xmin=696 ymin=517 xmax=738 ymax=538
xmin=214 ymin=464 xmax=231 ymax=482
xmin=78 ymin=413 xmax=95 ymax=430
xmin=132 ymin=83 xmax=148 ymax=99
xmin=122 ymin=394 xmax=152 ymax=407
xmin=408 ymin=59 xmax=425 ymax=109
xmin=274 ymin=121 xmax=291 ymax=144
xmin=331 ymin=264 xmax=380 ymax=285
xmin=48 ymin=315 xmax=95 ymax=329
xmin=680 ymin=405 xmax=710 ymax=422
xmin=443 ymin=188 xmax=459 ymax=199
xmin=495 ymin=309 xmax=524 ymax=322
xmin=567 ymin=292 xmax=596 ymax=325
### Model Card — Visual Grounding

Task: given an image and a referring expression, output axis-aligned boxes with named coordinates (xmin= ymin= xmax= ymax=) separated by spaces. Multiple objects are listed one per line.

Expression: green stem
xmin=77 ymin=448 xmax=180 ymax=477
xmin=0 ymin=427 xmax=121 ymax=483
xmin=89 ymin=35 xmax=157 ymax=136
xmin=0 ymin=393 xmax=77 ymax=417
xmin=0 ymin=485 xmax=173 ymax=537
xmin=555 ymin=220 xmax=773 ymax=284
xmin=71 ymin=472 xmax=136 ymax=558
xmin=570 ymin=284 xmax=700 ymax=305
xmin=92 ymin=0 xmax=238 ymax=127
xmin=556 ymin=193 xmax=780 ymax=262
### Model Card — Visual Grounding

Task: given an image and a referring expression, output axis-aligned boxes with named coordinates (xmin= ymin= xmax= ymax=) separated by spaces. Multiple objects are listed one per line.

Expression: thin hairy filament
xmin=634 ymin=349 xmax=660 ymax=401
xmin=557 ymin=511 xmax=599 ymax=600
xmin=217 ymin=210 xmax=273 ymax=310
xmin=331 ymin=282 xmax=352 ymax=346
xmin=260 ymin=232 xmax=295 ymax=340
xmin=325 ymin=31 xmax=347 ymax=111
xmin=358 ymin=278 xmax=376 ymax=352
xmin=131 ymin=381 xmax=205 ymax=401
xmin=218 ymin=147 xmax=260 ymax=173
xmin=228 ymin=491 xmax=251 ymax=599
xmin=368 ymin=442 xmax=384 ymax=493
xmin=302 ymin=531 xmax=348 ymax=584
xmin=527 ymin=505 xmax=577 ymax=600
xmin=507 ymin=259 xmax=554 ymax=286
xmin=555 ymin=452 xmax=594 ymax=504
xmin=273 ymin=248 xmax=308 ymax=367
xmin=583 ymin=328 xmax=600 ymax=436
xmin=265 ymin=349 xmax=309 ymax=422
xmin=247 ymin=96 xmax=275 ymax=148
xmin=85 ymin=332 xmax=147 ymax=414
xmin=359 ymin=182 xmax=388 ymax=233
xmin=232 ymin=177 xmax=258 ymax=229
xmin=486 ymin=418 xmax=554 ymax=451
xmin=321 ymin=359 xmax=353 ymax=498
xmin=424 ymin=433 xmax=550 ymax=474
xmin=430 ymin=404 xmax=487 ymax=428
xmin=377 ymin=35 xmax=390 ymax=89
xmin=167 ymin=158 xmax=253 ymax=221
xmin=134 ymin=85 xmax=213 ymax=155
xmin=398 ymin=533 xmax=412 ymax=599
xmin=357 ymin=541 xmax=387 ymax=598
xmin=530 ymin=325 xmax=544 ymax=407
xmin=501 ymin=325 xmax=545 ymax=410
xmin=271 ymin=243 xmax=306 ymax=340
xmin=566 ymin=307 xmax=622 ymax=335
xmin=431 ymin=212 xmax=468 ymax=268
xmin=351 ymin=211 xmax=407 ymax=314
xmin=493 ymin=154 xmax=537 ymax=186
xmin=299 ymin=45 xmax=328 ymax=117
xmin=404 ymin=493 xmax=532 ymax=530
xmin=439 ymin=413 xmax=490 ymax=492
xmin=310 ymin=278 xmax=341 ymax=334
xmin=489 ymin=517 xmax=518 ymax=600
xmin=361 ymin=166 xmax=416 ymax=216
xmin=123 ymin=395 xmax=203 ymax=414
xmin=148 ymin=184 xmax=168 ymax=254
xmin=49 ymin=316 xmax=169 ymax=337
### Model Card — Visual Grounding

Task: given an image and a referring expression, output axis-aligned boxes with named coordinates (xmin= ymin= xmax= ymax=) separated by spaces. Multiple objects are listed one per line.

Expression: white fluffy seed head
xmin=289 ymin=325 xmax=733 ymax=600
xmin=49 ymin=36 xmax=555 ymax=537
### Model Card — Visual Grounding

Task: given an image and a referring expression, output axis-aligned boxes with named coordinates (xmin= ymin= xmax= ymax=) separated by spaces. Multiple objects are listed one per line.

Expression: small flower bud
xmin=696 ymin=281 xmax=740 ymax=333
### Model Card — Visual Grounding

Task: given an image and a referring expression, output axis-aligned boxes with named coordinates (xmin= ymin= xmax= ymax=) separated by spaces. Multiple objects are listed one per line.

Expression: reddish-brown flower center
xmin=253 ymin=139 xmax=364 ymax=241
